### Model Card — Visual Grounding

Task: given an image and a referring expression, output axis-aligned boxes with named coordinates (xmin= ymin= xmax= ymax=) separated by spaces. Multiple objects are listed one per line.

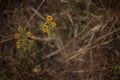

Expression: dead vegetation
xmin=0 ymin=0 xmax=120 ymax=80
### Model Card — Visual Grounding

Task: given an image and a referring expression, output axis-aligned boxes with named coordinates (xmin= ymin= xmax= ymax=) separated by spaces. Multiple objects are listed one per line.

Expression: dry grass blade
xmin=66 ymin=36 xmax=120 ymax=61
xmin=25 ymin=0 xmax=46 ymax=29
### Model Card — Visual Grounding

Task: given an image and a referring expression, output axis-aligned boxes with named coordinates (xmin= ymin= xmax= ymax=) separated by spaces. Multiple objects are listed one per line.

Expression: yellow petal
xmin=17 ymin=26 xmax=23 ymax=32
xmin=47 ymin=15 xmax=53 ymax=21
xmin=52 ymin=22 xmax=56 ymax=27
xmin=43 ymin=25 xmax=48 ymax=32
xmin=26 ymin=31 xmax=31 ymax=36
xmin=15 ymin=33 xmax=20 ymax=38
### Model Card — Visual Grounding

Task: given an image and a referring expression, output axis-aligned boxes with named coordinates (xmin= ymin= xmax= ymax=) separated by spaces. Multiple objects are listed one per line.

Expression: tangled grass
xmin=0 ymin=0 xmax=120 ymax=80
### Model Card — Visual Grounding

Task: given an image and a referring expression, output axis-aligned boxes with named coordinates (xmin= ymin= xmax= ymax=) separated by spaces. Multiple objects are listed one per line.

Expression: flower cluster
xmin=15 ymin=26 xmax=32 ymax=51
xmin=40 ymin=15 xmax=56 ymax=38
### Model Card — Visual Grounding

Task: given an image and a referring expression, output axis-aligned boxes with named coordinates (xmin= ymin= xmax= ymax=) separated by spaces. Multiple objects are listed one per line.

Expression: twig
xmin=30 ymin=36 xmax=55 ymax=42
xmin=25 ymin=0 xmax=46 ymax=29
xmin=66 ymin=36 xmax=120 ymax=61
xmin=31 ymin=7 xmax=45 ymax=21
xmin=0 ymin=38 xmax=14 ymax=43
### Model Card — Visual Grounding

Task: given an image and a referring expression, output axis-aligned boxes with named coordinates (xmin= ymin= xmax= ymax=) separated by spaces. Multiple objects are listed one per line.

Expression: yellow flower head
xmin=15 ymin=33 xmax=20 ymax=39
xmin=42 ymin=25 xmax=48 ymax=32
xmin=16 ymin=44 xmax=20 ymax=49
xmin=26 ymin=31 xmax=31 ymax=36
xmin=16 ymin=40 xmax=20 ymax=45
xmin=47 ymin=15 xmax=52 ymax=21
xmin=32 ymin=67 xmax=40 ymax=73
xmin=52 ymin=22 xmax=56 ymax=27
xmin=17 ymin=26 xmax=23 ymax=32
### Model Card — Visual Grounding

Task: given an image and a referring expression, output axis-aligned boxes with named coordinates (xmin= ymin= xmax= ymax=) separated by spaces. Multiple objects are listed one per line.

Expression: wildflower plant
xmin=15 ymin=26 xmax=34 ymax=52
xmin=40 ymin=15 xmax=56 ymax=38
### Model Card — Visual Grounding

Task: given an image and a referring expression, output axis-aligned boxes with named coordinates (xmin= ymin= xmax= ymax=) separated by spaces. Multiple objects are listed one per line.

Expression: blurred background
xmin=0 ymin=0 xmax=120 ymax=80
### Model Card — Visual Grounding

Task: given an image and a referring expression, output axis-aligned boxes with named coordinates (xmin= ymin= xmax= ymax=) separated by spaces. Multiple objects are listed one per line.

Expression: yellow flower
xmin=15 ymin=33 xmax=20 ymax=38
xmin=17 ymin=26 xmax=23 ymax=32
xmin=32 ymin=67 xmax=40 ymax=73
xmin=52 ymin=22 xmax=56 ymax=27
xmin=26 ymin=31 xmax=31 ymax=36
xmin=16 ymin=40 xmax=20 ymax=45
xmin=16 ymin=44 xmax=20 ymax=49
xmin=42 ymin=25 xmax=48 ymax=32
xmin=47 ymin=15 xmax=52 ymax=21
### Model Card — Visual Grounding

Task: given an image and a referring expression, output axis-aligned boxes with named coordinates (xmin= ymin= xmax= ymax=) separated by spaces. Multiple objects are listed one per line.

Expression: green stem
xmin=47 ymin=31 xmax=51 ymax=39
